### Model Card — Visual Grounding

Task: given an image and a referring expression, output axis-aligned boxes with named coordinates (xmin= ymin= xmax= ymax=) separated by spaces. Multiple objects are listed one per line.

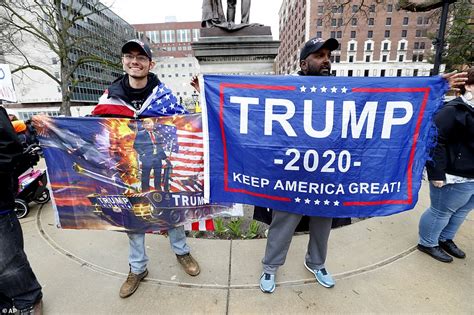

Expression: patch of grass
xmin=227 ymin=217 xmax=243 ymax=239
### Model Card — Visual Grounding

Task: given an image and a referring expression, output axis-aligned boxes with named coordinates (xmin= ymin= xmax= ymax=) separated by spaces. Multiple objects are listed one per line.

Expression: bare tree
xmin=0 ymin=0 xmax=123 ymax=115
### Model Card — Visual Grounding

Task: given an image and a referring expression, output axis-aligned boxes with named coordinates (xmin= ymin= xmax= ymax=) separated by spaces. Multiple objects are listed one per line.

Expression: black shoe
xmin=439 ymin=240 xmax=466 ymax=259
xmin=417 ymin=244 xmax=453 ymax=263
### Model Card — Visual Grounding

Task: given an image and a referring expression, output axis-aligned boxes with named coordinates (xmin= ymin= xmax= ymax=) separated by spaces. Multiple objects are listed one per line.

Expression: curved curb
xmin=36 ymin=205 xmax=418 ymax=290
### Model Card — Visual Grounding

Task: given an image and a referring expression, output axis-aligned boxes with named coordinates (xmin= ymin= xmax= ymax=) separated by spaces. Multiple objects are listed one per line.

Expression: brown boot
xmin=119 ymin=269 xmax=148 ymax=298
xmin=176 ymin=253 xmax=200 ymax=276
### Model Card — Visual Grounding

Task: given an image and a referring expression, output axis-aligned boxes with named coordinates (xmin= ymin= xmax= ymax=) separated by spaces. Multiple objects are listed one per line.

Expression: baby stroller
xmin=14 ymin=144 xmax=50 ymax=219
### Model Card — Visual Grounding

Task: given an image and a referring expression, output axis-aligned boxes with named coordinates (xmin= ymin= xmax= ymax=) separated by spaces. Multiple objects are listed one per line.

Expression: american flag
xmin=167 ymin=125 xmax=214 ymax=231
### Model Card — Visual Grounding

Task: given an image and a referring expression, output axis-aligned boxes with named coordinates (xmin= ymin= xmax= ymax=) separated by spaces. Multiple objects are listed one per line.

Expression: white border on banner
xmin=0 ymin=64 xmax=17 ymax=103
xmin=200 ymin=75 xmax=211 ymax=203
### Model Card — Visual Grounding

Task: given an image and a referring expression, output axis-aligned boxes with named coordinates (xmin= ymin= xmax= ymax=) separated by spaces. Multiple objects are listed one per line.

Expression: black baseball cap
xmin=300 ymin=38 xmax=339 ymax=61
xmin=122 ymin=39 xmax=153 ymax=60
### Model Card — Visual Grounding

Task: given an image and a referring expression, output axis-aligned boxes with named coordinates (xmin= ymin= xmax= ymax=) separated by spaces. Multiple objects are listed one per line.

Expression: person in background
xmin=418 ymin=67 xmax=474 ymax=262
xmin=0 ymin=106 xmax=43 ymax=314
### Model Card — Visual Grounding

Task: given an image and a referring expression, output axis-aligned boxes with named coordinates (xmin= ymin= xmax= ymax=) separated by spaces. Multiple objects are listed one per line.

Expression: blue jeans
xmin=419 ymin=182 xmax=474 ymax=247
xmin=0 ymin=212 xmax=42 ymax=310
xmin=128 ymin=225 xmax=190 ymax=274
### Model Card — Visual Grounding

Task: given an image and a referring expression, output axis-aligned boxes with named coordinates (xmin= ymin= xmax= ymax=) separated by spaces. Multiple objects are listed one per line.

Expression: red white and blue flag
xmin=203 ymin=75 xmax=448 ymax=217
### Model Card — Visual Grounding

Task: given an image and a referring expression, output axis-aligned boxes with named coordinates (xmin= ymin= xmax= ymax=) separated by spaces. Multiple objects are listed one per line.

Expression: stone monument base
xmin=192 ymin=26 xmax=280 ymax=75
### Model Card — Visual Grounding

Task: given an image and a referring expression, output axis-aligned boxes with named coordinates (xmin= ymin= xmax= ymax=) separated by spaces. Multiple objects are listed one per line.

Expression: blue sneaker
xmin=304 ymin=261 xmax=335 ymax=288
xmin=259 ymin=273 xmax=276 ymax=293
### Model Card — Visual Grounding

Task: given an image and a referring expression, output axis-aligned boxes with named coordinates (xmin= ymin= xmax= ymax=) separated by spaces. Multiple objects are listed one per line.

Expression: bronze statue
xmin=201 ymin=0 xmax=226 ymax=28
xmin=202 ymin=0 xmax=253 ymax=30
xmin=227 ymin=0 xmax=251 ymax=24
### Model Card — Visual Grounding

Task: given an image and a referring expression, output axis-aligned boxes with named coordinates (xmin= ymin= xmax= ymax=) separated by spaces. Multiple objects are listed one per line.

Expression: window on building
xmin=316 ymin=31 xmax=322 ymax=38
xmin=364 ymin=69 xmax=370 ymax=77
xmin=161 ymin=74 xmax=165 ymax=78
xmin=382 ymin=55 xmax=388 ymax=62
xmin=365 ymin=55 xmax=371 ymax=62
xmin=189 ymin=63 xmax=193 ymax=67
xmin=398 ymin=55 xmax=404 ymax=61
xmin=385 ymin=30 xmax=390 ymax=37
xmin=146 ymin=30 xmax=160 ymax=43
xmin=54 ymin=72 xmax=59 ymax=78
xmin=348 ymin=70 xmax=353 ymax=76
xmin=419 ymin=54 xmax=424 ymax=62
xmin=160 ymin=64 xmax=164 ymax=68
xmin=335 ymin=55 xmax=340 ymax=63
xmin=413 ymin=69 xmax=418 ymax=76
xmin=386 ymin=17 xmax=391 ymax=26
xmin=403 ymin=17 xmax=409 ymax=25
xmin=177 ymin=29 xmax=191 ymax=42
xmin=175 ymin=73 xmax=179 ymax=77
xmin=412 ymin=54 xmax=417 ymax=62
xmin=420 ymin=42 xmax=425 ymax=49
xmin=401 ymin=30 xmax=407 ymax=38
xmin=368 ymin=18 xmax=374 ymax=26
xmin=349 ymin=55 xmax=354 ymax=62
xmin=416 ymin=30 xmax=421 ymax=37
xmin=400 ymin=42 xmax=405 ymax=50
xmin=368 ymin=30 xmax=373 ymax=38
xmin=318 ymin=5 xmax=324 ymax=14
xmin=331 ymin=19 xmax=336 ymax=27
xmin=387 ymin=4 xmax=393 ymax=12
xmin=351 ymin=31 xmax=356 ymax=38
xmin=331 ymin=70 xmax=337 ymax=76
xmin=383 ymin=42 xmax=389 ymax=50
xmin=352 ymin=18 xmax=357 ymax=26
xmin=381 ymin=69 xmax=386 ymax=77
xmin=366 ymin=42 xmax=372 ymax=51
xmin=417 ymin=16 xmax=423 ymax=25
xmin=338 ymin=18 xmax=343 ymax=26
xmin=352 ymin=5 xmax=358 ymax=13
xmin=182 ymin=63 xmax=185 ymax=67
xmin=192 ymin=29 xmax=200 ymax=42
xmin=369 ymin=4 xmax=375 ymax=12
xmin=161 ymin=30 xmax=175 ymax=43
xmin=414 ymin=42 xmax=419 ymax=49
xmin=168 ymin=64 xmax=171 ymax=68
xmin=317 ymin=19 xmax=322 ymax=26
xmin=175 ymin=64 xmax=178 ymax=67
xmin=336 ymin=31 xmax=342 ymax=38
xmin=330 ymin=31 xmax=336 ymax=38
xmin=52 ymin=57 xmax=58 ymax=65
xmin=349 ymin=43 xmax=355 ymax=51
xmin=397 ymin=69 xmax=402 ymax=76
xmin=424 ymin=17 xmax=429 ymax=24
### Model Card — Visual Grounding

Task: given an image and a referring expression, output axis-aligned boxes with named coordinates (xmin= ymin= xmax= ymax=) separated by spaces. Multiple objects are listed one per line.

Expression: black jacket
xmin=0 ymin=107 xmax=23 ymax=211
xmin=426 ymin=97 xmax=474 ymax=180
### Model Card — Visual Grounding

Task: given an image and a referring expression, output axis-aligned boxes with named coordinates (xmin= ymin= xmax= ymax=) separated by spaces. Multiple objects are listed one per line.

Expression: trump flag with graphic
xmin=203 ymin=75 xmax=448 ymax=217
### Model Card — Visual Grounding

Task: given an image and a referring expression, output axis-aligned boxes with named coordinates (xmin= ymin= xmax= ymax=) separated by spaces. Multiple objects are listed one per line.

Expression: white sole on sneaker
xmin=304 ymin=260 xmax=333 ymax=288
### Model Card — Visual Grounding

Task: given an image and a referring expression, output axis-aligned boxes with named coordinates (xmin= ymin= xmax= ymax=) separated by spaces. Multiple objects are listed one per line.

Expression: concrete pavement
xmin=19 ymin=181 xmax=473 ymax=314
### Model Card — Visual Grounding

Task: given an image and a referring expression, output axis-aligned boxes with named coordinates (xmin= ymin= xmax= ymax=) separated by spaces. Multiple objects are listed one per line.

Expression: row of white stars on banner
xmin=299 ymin=85 xmax=349 ymax=93
xmin=294 ymin=197 xmax=341 ymax=206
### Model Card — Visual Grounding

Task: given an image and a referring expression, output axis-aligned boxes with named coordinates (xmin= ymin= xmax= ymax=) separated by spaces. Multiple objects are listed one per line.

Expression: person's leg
xmin=168 ymin=226 xmax=200 ymax=276
xmin=152 ymin=159 xmax=162 ymax=191
xmin=0 ymin=212 xmax=42 ymax=310
xmin=305 ymin=216 xmax=333 ymax=270
xmin=168 ymin=226 xmax=190 ymax=255
xmin=141 ymin=161 xmax=151 ymax=192
xmin=241 ymin=0 xmax=251 ymax=23
xmin=127 ymin=233 xmax=148 ymax=274
xmin=227 ymin=0 xmax=236 ymax=23
xmin=418 ymin=183 xmax=454 ymax=247
xmin=262 ymin=210 xmax=302 ymax=274
xmin=439 ymin=182 xmax=474 ymax=241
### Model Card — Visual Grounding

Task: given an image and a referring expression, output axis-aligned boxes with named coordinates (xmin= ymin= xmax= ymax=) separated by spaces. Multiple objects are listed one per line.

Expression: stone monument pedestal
xmin=192 ymin=26 xmax=280 ymax=75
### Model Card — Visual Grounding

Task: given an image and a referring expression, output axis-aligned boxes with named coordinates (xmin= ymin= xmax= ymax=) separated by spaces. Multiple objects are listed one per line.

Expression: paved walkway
xmin=20 ymin=182 xmax=472 ymax=314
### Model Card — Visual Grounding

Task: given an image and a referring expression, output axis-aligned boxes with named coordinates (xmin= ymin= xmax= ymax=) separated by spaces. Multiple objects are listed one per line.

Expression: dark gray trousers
xmin=262 ymin=210 xmax=332 ymax=274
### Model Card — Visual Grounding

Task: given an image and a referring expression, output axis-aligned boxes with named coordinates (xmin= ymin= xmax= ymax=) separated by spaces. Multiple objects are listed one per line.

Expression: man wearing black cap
xmin=92 ymin=40 xmax=200 ymax=299
xmin=259 ymin=37 xmax=339 ymax=294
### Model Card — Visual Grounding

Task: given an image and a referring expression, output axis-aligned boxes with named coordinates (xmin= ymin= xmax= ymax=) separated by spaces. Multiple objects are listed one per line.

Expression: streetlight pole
xmin=432 ymin=0 xmax=455 ymax=75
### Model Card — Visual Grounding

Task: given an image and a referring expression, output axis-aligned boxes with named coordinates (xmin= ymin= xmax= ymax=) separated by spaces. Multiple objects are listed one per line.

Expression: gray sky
xmin=103 ymin=0 xmax=282 ymax=39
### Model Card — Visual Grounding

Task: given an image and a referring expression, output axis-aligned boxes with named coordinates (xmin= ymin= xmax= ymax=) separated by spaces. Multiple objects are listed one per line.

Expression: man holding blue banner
xmin=258 ymin=38 xmax=340 ymax=293
xmin=92 ymin=39 xmax=200 ymax=299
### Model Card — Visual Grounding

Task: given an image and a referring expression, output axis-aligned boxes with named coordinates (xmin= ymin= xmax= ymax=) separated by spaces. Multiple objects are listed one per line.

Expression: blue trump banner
xmin=32 ymin=114 xmax=237 ymax=232
xmin=203 ymin=75 xmax=448 ymax=217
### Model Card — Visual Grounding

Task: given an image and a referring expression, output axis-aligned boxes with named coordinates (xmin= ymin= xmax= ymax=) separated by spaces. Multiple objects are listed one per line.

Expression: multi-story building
xmin=2 ymin=0 xmax=135 ymax=118
xmin=277 ymin=0 xmax=444 ymax=76
xmin=133 ymin=21 xmax=202 ymax=105
xmin=134 ymin=21 xmax=201 ymax=58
